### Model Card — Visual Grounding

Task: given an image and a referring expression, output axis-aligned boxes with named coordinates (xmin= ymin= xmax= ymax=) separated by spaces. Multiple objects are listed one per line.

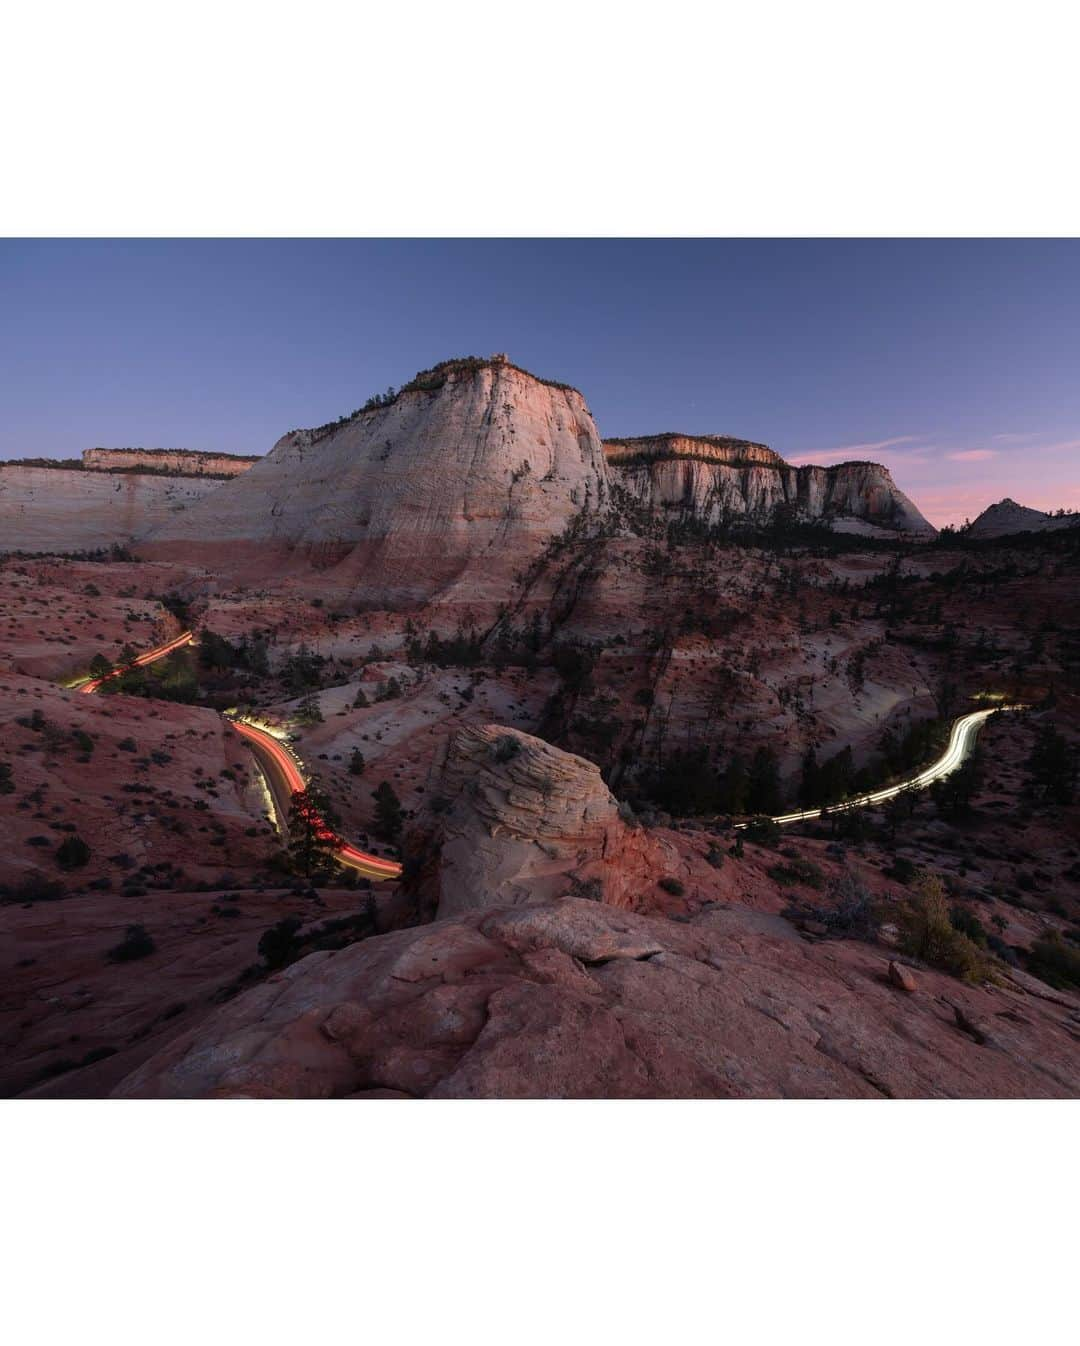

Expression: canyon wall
xmin=0 ymin=465 xmax=223 ymax=553
xmin=605 ymin=436 xmax=936 ymax=537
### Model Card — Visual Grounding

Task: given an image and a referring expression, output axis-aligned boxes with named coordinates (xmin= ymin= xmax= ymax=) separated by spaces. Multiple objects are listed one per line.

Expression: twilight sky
xmin=2 ymin=238 xmax=1078 ymax=527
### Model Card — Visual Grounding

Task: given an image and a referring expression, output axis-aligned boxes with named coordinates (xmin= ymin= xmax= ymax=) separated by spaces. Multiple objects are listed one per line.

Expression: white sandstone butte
xmin=143 ymin=355 xmax=610 ymax=603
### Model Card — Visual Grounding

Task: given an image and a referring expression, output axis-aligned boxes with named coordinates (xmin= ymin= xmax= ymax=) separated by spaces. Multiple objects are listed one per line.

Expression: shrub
xmin=743 ymin=817 xmax=782 ymax=847
xmin=948 ymin=904 xmax=988 ymax=947
xmin=658 ymin=876 xmax=685 ymax=896
xmin=886 ymin=855 xmax=917 ymax=884
xmin=493 ymin=735 xmax=521 ymax=764
xmin=896 ymin=873 xmax=991 ymax=983
xmin=107 ymin=924 xmax=156 ymax=962
xmin=1 ymin=874 xmax=65 ymax=903
xmin=56 ymin=835 xmax=91 ymax=870
xmin=767 ymin=856 xmax=824 ymax=889
xmin=258 ymin=915 xmax=304 ymax=970
xmin=1025 ymin=932 xmax=1080 ymax=990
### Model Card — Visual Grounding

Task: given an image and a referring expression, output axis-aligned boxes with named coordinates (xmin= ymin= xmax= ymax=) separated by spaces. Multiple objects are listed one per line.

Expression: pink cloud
xmin=946 ymin=449 xmax=997 ymax=462
xmin=789 ymin=435 xmax=922 ymax=466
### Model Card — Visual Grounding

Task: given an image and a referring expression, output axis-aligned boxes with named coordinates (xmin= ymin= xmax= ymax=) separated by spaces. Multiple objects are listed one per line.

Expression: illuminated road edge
xmin=737 ymin=703 xmax=1026 ymax=830
xmin=76 ymin=630 xmax=196 ymax=693
xmin=72 ymin=629 xmax=401 ymax=881
xmin=227 ymin=716 xmax=402 ymax=880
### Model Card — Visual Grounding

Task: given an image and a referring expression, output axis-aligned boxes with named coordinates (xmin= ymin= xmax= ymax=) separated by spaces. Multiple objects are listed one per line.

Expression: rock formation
xmin=605 ymin=435 xmax=936 ymax=537
xmin=965 ymin=498 xmax=1079 ymax=539
xmin=111 ymin=896 xmax=1080 ymax=1099
xmin=0 ymin=463 xmax=225 ymax=553
xmin=143 ymin=356 xmax=610 ymax=604
xmin=407 ymin=723 xmax=672 ymax=918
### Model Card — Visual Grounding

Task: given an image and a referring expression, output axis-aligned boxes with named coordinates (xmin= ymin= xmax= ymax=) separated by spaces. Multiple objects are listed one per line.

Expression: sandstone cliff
xmin=0 ymin=464 xmax=224 ymax=553
xmin=144 ymin=356 xmax=610 ymax=603
xmin=407 ymin=723 xmax=673 ymax=918
xmin=605 ymin=435 xmax=936 ymax=537
xmin=82 ymin=447 xmax=259 ymax=477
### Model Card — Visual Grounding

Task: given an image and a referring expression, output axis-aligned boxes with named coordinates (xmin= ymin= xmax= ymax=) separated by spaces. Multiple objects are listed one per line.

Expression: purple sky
xmin=2 ymin=239 xmax=1078 ymax=526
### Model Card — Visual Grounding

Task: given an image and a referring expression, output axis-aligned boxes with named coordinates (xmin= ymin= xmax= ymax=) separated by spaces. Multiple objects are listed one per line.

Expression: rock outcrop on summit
xmin=605 ymin=434 xmax=936 ymax=537
xmin=143 ymin=357 xmax=610 ymax=604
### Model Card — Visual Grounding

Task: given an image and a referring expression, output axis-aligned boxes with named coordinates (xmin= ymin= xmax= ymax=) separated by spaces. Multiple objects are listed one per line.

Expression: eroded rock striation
xmin=407 ymin=723 xmax=671 ymax=918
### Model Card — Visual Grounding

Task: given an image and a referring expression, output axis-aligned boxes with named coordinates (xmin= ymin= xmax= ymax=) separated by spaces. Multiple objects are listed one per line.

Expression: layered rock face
xmin=605 ymin=436 xmax=936 ymax=537
xmin=409 ymin=723 xmax=671 ymax=918
xmin=0 ymin=464 xmax=224 ymax=553
xmin=144 ymin=357 xmax=610 ymax=604
xmin=82 ymin=448 xmax=258 ymax=477
xmin=966 ymin=498 xmax=1079 ymax=539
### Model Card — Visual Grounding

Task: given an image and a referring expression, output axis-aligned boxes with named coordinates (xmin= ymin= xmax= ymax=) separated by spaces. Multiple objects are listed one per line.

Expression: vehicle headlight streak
xmin=73 ymin=630 xmax=401 ymax=880
xmin=738 ymin=704 xmax=1026 ymax=829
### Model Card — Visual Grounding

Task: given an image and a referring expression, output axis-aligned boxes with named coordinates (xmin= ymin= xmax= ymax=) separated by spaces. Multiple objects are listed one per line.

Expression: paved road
xmin=228 ymin=716 xmax=402 ymax=880
xmin=77 ymin=630 xmax=195 ymax=694
xmin=74 ymin=629 xmax=402 ymax=880
xmin=741 ymin=703 xmax=1024 ymax=829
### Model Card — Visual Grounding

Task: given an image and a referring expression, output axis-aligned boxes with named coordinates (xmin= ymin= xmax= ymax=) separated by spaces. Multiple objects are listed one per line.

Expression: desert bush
xmin=743 ymin=816 xmax=782 ymax=847
xmin=658 ymin=876 xmax=685 ymax=895
xmin=948 ymin=904 xmax=988 ymax=947
xmin=1024 ymin=932 xmax=1080 ymax=990
xmin=258 ymin=915 xmax=304 ymax=969
xmin=56 ymin=835 xmax=91 ymax=870
xmin=106 ymin=924 xmax=156 ymax=962
xmin=896 ymin=873 xmax=992 ymax=983
xmin=767 ymin=856 xmax=824 ymax=889
xmin=493 ymin=735 xmax=521 ymax=764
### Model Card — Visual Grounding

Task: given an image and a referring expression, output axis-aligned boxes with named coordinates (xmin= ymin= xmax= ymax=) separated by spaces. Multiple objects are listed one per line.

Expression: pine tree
xmin=348 ymin=748 xmax=366 ymax=776
xmin=295 ymin=691 xmax=323 ymax=725
xmin=1026 ymin=723 xmax=1076 ymax=805
xmin=371 ymin=781 xmax=404 ymax=842
xmin=287 ymin=787 xmax=341 ymax=877
xmin=746 ymin=746 xmax=782 ymax=815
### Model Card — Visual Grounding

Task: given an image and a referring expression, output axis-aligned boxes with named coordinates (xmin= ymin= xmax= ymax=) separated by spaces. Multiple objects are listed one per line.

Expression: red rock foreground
xmin=114 ymin=897 xmax=1079 ymax=1099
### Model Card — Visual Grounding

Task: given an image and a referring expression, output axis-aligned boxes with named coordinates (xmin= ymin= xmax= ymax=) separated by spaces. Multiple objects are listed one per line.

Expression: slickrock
xmin=143 ymin=356 xmax=610 ymax=603
xmin=112 ymin=897 xmax=1080 ymax=1099
xmin=407 ymin=723 xmax=672 ymax=918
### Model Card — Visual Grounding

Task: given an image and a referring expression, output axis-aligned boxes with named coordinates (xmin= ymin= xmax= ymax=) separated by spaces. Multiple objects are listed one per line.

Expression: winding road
xmin=72 ymin=627 xmax=1020 ymax=865
xmin=739 ymin=702 xmax=1024 ymax=829
xmin=74 ymin=630 xmax=402 ymax=880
